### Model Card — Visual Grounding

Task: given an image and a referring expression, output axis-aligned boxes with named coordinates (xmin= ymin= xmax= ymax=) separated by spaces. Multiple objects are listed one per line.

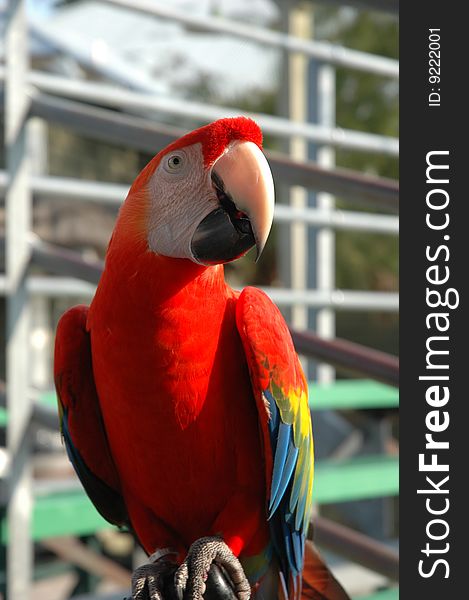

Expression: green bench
xmin=355 ymin=588 xmax=399 ymax=600
xmin=1 ymin=379 xmax=399 ymax=599
xmin=309 ymin=379 xmax=398 ymax=411
xmin=1 ymin=379 xmax=399 ymax=541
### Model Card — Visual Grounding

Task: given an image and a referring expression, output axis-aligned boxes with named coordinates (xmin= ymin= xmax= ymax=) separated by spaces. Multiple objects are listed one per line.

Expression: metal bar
xmin=29 ymin=17 xmax=165 ymax=96
xmin=0 ymin=171 xmax=398 ymax=232
xmin=33 ymin=480 xmax=82 ymax=497
xmin=25 ymin=93 xmax=399 ymax=211
xmin=290 ymin=329 xmax=399 ymax=386
xmin=288 ymin=3 xmax=311 ymax=335
xmin=29 ymin=92 xmax=178 ymax=153
xmin=313 ymin=517 xmax=399 ymax=581
xmin=302 ymin=541 xmax=349 ymax=599
xmin=0 ymin=68 xmax=399 ymax=155
xmin=1 ymin=172 xmax=401 ymax=237
xmin=30 ymin=238 xmax=104 ymax=285
xmin=310 ymin=0 xmax=399 ymax=14
xmin=264 ymin=288 xmax=398 ymax=311
xmin=25 ymin=276 xmax=97 ymax=297
xmin=31 ymin=175 xmax=127 ymax=205
xmin=275 ymin=205 xmax=398 ymax=233
xmin=28 ymin=117 xmax=52 ymax=391
xmin=315 ymin=62 xmax=337 ymax=383
xmin=268 ymin=151 xmax=399 ymax=211
xmin=0 ymin=382 xmax=58 ymax=431
xmin=3 ymin=2 xmax=33 ymax=598
xmin=3 ymin=240 xmax=401 ymax=312
xmin=102 ymin=0 xmax=399 ymax=77
xmin=2 ymin=273 xmax=400 ymax=312
xmin=41 ymin=537 xmax=131 ymax=588
xmin=5 ymin=238 xmax=399 ymax=311
xmin=28 ymin=70 xmax=399 ymax=154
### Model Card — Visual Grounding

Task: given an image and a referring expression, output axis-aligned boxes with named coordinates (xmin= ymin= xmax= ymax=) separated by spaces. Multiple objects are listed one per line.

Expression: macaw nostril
xmin=235 ymin=218 xmax=253 ymax=236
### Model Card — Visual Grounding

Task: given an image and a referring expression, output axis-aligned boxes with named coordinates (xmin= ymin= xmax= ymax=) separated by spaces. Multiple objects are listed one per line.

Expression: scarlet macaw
xmin=54 ymin=117 xmax=340 ymax=600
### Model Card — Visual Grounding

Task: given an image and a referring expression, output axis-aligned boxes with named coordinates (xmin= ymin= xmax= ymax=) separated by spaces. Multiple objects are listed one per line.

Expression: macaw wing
xmin=54 ymin=305 xmax=128 ymax=528
xmin=236 ymin=287 xmax=314 ymax=600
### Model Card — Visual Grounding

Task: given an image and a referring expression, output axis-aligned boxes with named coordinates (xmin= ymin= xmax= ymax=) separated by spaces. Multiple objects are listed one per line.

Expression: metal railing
xmin=0 ymin=238 xmax=399 ymax=313
xmin=100 ymin=0 xmax=399 ymax=78
xmin=0 ymin=66 xmax=400 ymax=156
xmin=0 ymin=171 xmax=399 ymax=232
xmin=1 ymin=1 xmax=399 ymax=598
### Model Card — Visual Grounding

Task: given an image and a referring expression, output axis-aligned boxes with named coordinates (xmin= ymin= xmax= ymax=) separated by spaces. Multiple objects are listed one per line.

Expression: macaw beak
xmin=191 ymin=141 xmax=275 ymax=265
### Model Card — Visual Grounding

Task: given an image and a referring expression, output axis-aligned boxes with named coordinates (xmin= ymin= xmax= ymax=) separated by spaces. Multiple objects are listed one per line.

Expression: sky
xmin=3 ymin=0 xmax=281 ymax=101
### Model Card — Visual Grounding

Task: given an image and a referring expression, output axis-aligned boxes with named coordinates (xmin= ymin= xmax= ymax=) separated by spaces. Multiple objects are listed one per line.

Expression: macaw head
xmin=119 ymin=117 xmax=275 ymax=265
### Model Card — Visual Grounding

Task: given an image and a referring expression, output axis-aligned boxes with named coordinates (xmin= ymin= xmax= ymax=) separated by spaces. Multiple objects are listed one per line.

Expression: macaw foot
xmin=174 ymin=536 xmax=251 ymax=600
xmin=130 ymin=548 xmax=179 ymax=600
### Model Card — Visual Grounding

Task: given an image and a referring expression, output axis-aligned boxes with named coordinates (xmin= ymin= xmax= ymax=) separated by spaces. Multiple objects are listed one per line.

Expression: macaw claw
xmin=174 ymin=537 xmax=251 ymax=600
xmin=129 ymin=549 xmax=178 ymax=600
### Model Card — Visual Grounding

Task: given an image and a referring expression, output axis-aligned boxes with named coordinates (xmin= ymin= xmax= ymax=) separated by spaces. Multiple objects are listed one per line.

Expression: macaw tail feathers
xmin=301 ymin=542 xmax=350 ymax=600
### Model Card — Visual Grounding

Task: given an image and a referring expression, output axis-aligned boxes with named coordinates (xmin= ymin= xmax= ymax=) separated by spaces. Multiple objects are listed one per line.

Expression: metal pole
xmin=263 ymin=288 xmax=398 ymax=311
xmin=312 ymin=516 xmax=399 ymax=581
xmin=28 ymin=118 xmax=52 ymax=390
xmin=315 ymin=64 xmax=336 ymax=383
xmin=101 ymin=0 xmax=399 ymax=77
xmin=305 ymin=13 xmax=335 ymax=383
xmin=290 ymin=330 xmax=399 ymax=387
xmin=4 ymin=1 xmax=33 ymax=598
xmin=314 ymin=0 xmax=399 ymax=14
xmin=0 ymin=278 xmax=400 ymax=312
xmin=288 ymin=3 xmax=311 ymax=335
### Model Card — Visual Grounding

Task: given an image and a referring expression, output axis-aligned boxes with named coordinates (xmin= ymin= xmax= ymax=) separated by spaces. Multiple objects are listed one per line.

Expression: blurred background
xmin=0 ymin=0 xmax=398 ymax=599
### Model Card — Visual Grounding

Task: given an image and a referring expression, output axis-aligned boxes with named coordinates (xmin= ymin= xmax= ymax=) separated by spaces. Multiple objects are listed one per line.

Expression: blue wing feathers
xmin=269 ymin=422 xmax=299 ymax=515
xmin=271 ymin=422 xmax=291 ymax=497
xmin=291 ymin=530 xmax=304 ymax=575
xmin=263 ymin=387 xmax=309 ymax=593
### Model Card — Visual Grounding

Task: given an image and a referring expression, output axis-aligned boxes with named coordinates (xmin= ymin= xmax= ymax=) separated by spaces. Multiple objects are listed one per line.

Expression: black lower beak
xmin=191 ymin=208 xmax=255 ymax=265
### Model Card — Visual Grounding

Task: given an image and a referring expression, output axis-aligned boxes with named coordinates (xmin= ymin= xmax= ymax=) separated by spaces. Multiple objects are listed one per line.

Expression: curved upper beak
xmin=212 ymin=141 xmax=275 ymax=260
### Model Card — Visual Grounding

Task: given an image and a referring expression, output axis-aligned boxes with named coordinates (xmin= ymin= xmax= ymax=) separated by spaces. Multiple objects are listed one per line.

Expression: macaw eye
xmin=165 ymin=153 xmax=185 ymax=172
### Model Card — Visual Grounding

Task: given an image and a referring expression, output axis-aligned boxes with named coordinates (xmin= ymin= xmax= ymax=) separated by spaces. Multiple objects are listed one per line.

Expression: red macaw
xmin=54 ymin=117 xmax=344 ymax=600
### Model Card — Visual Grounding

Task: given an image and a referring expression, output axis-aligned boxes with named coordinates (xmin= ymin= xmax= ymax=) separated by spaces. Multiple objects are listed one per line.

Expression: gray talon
xmin=131 ymin=549 xmax=178 ymax=600
xmin=174 ymin=561 xmax=189 ymax=600
xmin=174 ymin=536 xmax=251 ymax=600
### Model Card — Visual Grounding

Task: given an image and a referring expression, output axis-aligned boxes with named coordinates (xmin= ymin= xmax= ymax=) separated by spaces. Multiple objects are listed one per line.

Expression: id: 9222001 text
xmin=428 ymin=29 xmax=441 ymax=107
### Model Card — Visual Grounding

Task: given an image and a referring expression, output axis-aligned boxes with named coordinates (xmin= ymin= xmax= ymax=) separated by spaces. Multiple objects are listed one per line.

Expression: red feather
xmin=86 ymin=244 xmax=269 ymax=559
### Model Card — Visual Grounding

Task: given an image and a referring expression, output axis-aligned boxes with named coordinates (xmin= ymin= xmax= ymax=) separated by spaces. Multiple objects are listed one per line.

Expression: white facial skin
xmin=147 ymin=143 xmax=217 ymax=261
xmin=146 ymin=140 xmax=275 ymax=264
